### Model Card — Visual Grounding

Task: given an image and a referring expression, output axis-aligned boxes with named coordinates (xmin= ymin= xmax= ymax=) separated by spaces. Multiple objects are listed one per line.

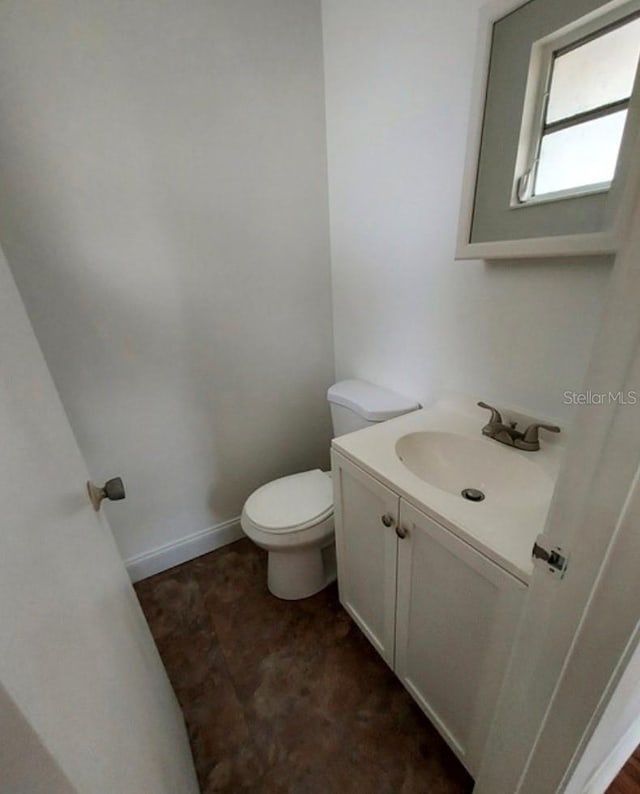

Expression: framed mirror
xmin=457 ymin=0 xmax=640 ymax=259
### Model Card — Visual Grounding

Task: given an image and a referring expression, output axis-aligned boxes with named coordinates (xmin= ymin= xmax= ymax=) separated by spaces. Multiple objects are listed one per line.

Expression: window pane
xmin=535 ymin=110 xmax=627 ymax=195
xmin=546 ymin=16 xmax=640 ymax=124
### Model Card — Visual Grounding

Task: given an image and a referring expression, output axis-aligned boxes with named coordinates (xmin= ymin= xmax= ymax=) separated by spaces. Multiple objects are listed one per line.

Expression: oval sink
xmin=395 ymin=431 xmax=553 ymax=508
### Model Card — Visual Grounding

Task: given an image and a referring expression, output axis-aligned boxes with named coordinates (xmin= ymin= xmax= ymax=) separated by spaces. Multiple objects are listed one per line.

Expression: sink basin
xmin=395 ymin=431 xmax=553 ymax=508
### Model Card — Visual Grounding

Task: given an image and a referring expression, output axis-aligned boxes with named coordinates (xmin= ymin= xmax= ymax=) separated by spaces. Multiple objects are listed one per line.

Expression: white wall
xmin=0 ymin=0 xmax=334 ymax=564
xmin=322 ymin=0 xmax=612 ymax=424
xmin=0 ymin=0 xmax=614 ymax=573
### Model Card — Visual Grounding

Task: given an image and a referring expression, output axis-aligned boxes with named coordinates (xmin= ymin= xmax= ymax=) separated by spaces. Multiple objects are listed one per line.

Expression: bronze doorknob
xmin=87 ymin=477 xmax=126 ymax=511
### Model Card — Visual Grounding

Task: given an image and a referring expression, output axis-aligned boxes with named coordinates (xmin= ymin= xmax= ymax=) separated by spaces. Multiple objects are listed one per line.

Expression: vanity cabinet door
xmin=331 ymin=450 xmax=399 ymax=668
xmin=395 ymin=500 xmax=526 ymax=775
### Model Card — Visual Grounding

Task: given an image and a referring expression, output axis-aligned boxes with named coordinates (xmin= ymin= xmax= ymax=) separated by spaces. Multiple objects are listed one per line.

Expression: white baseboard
xmin=125 ymin=517 xmax=244 ymax=583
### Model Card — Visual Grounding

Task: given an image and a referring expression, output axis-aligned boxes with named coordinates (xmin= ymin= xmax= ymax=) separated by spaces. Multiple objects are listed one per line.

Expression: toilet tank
xmin=327 ymin=379 xmax=420 ymax=437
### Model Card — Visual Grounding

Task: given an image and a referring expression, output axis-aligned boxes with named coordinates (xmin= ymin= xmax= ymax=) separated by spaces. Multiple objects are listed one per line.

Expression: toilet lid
xmin=243 ymin=470 xmax=333 ymax=532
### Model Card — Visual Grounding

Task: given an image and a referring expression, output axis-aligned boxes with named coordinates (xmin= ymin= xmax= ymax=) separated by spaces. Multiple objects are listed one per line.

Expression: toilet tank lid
xmin=327 ymin=379 xmax=420 ymax=422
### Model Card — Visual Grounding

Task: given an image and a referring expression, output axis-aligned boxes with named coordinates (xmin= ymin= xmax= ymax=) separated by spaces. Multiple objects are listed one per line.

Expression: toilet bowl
xmin=241 ymin=379 xmax=420 ymax=600
xmin=241 ymin=469 xmax=335 ymax=600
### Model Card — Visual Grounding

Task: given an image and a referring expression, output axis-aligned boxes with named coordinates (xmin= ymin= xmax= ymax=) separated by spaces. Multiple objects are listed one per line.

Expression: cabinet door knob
xmin=395 ymin=525 xmax=409 ymax=539
xmin=381 ymin=513 xmax=395 ymax=527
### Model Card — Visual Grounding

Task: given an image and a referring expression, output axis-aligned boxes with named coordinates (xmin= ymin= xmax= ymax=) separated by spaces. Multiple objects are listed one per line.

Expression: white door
xmin=332 ymin=450 xmax=399 ymax=667
xmin=0 ymin=249 xmax=199 ymax=793
xmin=474 ymin=183 xmax=640 ymax=793
xmin=395 ymin=500 xmax=526 ymax=775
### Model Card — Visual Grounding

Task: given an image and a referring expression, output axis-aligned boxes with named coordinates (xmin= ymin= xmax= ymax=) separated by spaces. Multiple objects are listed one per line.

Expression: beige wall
xmin=0 ymin=0 xmax=334 ymax=563
xmin=322 ymin=0 xmax=612 ymax=425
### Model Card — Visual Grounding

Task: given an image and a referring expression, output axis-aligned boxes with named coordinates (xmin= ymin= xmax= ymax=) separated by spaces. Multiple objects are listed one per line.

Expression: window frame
xmin=514 ymin=8 xmax=640 ymax=207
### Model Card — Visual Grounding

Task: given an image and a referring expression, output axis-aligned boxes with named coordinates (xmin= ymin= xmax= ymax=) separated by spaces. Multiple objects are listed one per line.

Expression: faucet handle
xmin=477 ymin=401 xmax=503 ymax=425
xmin=515 ymin=422 xmax=561 ymax=451
xmin=522 ymin=422 xmax=561 ymax=443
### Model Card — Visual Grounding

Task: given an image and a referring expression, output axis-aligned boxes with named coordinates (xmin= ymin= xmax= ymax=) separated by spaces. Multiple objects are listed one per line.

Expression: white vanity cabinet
xmin=331 ymin=450 xmax=527 ymax=776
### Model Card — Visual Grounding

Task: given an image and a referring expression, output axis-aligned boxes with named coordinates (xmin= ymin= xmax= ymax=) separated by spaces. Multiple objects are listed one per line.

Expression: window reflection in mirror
xmin=517 ymin=13 xmax=640 ymax=203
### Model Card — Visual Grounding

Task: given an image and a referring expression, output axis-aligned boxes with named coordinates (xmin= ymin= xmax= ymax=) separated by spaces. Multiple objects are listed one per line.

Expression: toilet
xmin=241 ymin=379 xmax=419 ymax=600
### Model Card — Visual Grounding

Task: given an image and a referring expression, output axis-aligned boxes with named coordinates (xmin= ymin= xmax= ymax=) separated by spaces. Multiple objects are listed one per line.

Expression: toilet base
xmin=267 ymin=543 xmax=336 ymax=600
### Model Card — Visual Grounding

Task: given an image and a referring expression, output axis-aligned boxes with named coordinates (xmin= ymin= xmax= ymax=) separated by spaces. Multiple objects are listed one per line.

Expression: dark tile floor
xmin=135 ymin=538 xmax=474 ymax=794
xmin=608 ymin=746 xmax=640 ymax=794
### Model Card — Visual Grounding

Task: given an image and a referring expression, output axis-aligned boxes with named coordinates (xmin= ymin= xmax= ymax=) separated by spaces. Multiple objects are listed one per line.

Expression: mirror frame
xmin=456 ymin=0 xmax=640 ymax=260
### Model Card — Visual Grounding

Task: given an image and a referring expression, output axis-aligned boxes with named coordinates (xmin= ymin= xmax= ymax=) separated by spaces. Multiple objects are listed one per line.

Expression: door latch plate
xmin=532 ymin=534 xmax=569 ymax=579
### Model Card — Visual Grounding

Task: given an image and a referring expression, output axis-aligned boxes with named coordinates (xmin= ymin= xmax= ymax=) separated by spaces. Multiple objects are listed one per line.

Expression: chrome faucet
xmin=477 ymin=401 xmax=560 ymax=451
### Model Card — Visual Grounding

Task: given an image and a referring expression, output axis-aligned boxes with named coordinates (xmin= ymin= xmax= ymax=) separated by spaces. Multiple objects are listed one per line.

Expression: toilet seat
xmin=241 ymin=470 xmax=334 ymax=549
xmin=244 ymin=469 xmax=333 ymax=532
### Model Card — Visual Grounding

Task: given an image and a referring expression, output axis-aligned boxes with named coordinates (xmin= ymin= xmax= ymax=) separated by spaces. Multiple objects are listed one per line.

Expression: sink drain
xmin=461 ymin=488 xmax=485 ymax=502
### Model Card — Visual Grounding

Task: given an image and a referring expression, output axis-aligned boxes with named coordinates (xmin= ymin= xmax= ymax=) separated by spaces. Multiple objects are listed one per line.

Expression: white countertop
xmin=332 ymin=395 xmax=566 ymax=583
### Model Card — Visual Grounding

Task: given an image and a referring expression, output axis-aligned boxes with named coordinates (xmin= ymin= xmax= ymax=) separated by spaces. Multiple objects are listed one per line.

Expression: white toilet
xmin=241 ymin=379 xmax=419 ymax=600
